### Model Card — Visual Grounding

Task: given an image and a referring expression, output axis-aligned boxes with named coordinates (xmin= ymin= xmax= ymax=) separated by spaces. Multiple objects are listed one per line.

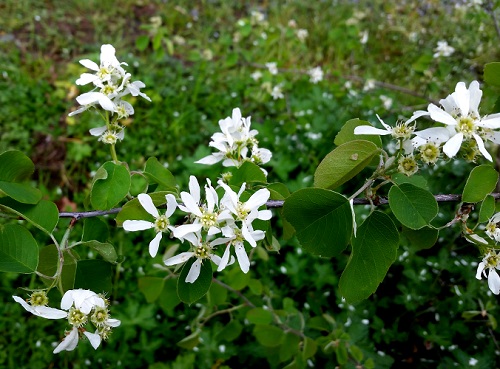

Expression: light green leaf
xmin=229 ymin=161 xmax=267 ymax=187
xmin=253 ymin=325 xmax=284 ymax=347
xmin=334 ymin=118 xmax=382 ymax=148
xmin=138 ymin=277 xmax=165 ymax=303
xmin=283 ymin=188 xmax=352 ymax=257
xmin=479 ymin=195 xmax=496 ymax=223
xmin=177 ymin=258 xmax=212 ymax=304
xmin=462 ymin=165 xmax=498 ymax=203
xmin=0 ymin=150 xmax=35 ymax=182
xmin=0 ymin=224 xmax=39 ymax=273
xmin=78 ymin=241 xmax=117 ymax=263
xmin=0 ymin=182 xmax=41 ymax=204
xmin=314 ymin=140 xmax=379 ymax=189
xmin=135 ymin=35 xmax=150 ymax=51
xmin=144 ymin=157 xmax=177 ymax=190
xmin=91 ymin=162 xmax=130 ymax=210
xmin=246 ymin=308 xmax=273 ymax=325
xmin=388 ymin=183 xmax=438 ymax=229
xmin=339 ymin=211 xmax=399 ymax=303
xmin=177 ymin=330 xmax=200 ymax=349
xmin=216 ymin=319 xmax=243 ymax=342
xmin=0 ymin=198 xmax=59 ymax=234
xmin=484 ymin=62 xmax=500 ymax=87
xmin=130 ymin=173 xmax=149 ymax=197
xmin=392 ymin=173 xmax=428 ymax=189
xmin=302 ymin=336 xmax=318 ymax=359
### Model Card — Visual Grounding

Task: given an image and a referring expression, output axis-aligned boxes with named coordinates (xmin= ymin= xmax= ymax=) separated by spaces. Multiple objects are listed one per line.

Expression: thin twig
xmin=212 ymin=278 xmax=256 ymax=308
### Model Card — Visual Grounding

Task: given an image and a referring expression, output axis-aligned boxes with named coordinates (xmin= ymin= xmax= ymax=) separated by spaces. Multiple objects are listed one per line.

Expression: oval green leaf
xmin=388 ymin=183 xmax=438 ymax=229
xmin=177 ymin=258 xmax=212 ymax=304
xmin=138 ymin=276 xmax=166 ymax=303
xmin=229 ymin=161 xmax=267 ymax=187
xmin=78 ymin=241 xmax=117 ymax=263
xmin=0 ymin=150 xmax=35 ymax=182
xmin=484 ymin=62 xmax=500 ymax=87
xmin=0 ymin=224 xmax=39 ymax=273
xmin=402 ymin=226 xmax=439 ymax=250
xmin=339 ymin=211 xmax=399 ymax=303
xmin=462 ymin=165 xmax=498 ymax=203
xmin=0 ymin=198 xmax=59 ymax=234
xmin=144 ymin=157 xmax=177 ymax=190
xmin=283 ymin=188 xmax=352 ymax=257
xmin=91 ymin=162 xmax=131 ymax=210
xmin=253 ymin=325 xmax=284 ymax=348
xmin=314 ymin=140 xmax=379 ymax=189
xmin=479 ymin=195 xmax=496 ymax=223
xmin=0 ymin=182 xmax=42 ymax=204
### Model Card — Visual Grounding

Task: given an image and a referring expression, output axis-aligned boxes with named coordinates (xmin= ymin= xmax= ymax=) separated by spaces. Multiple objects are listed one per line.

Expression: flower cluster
xmin=476 ymin=249 xmax=500 ymax=295
xmin=196 ymin=107 xmax=272 ymax=169
xmin=69 ymin=44 xmax=151 ymax=144
xmin=13 ymin=289 xmax=120 ymax=353
xmin=355 ymin=80 xmax=500 ymax=175
xmin=123 ymin=176 xmax=271 ymax=282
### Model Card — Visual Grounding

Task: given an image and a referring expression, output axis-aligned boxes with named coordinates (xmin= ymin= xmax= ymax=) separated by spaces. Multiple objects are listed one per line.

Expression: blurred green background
xmin=2 ymin=0 xmax=500 ymax=368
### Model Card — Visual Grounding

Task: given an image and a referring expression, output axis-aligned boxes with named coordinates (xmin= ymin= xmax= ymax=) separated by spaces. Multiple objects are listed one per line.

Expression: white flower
xmin=308 ymin=67 xmax=324 ymax=84
xmin=270 ymin=84 xmax=284 ymax=100
xmin=89 ymin=126 xmax=125 ymax=145
xmin=76 ymin=44 xmax=126 ymax=87
xmin=359 ymin=30 xmax=369 ymax=44
xmin=60 ymin=289 xmax=105 ymax=315
xmin=485 ymin=213 xmax=500 ymax=242
xmin=426 ymin=81 xmax=500 ymax=161
xmin=12 ymin=296 xmax=67 ymax=320
xmin=217 ymin=225 xmax=253 ymax=273
xmin=433 ymin=40 xmax=455 ymax=58
xmin=251 ymin=71 xmax=263 ymax=81
xmin=122 ymin=193 xmax=178 ymax=257
xmin=265 ymin=62 xmax=278 ymax=75
xmin=476 ymin=250 xmax=500 ymax=294
xmin=173 ymin=176 xmax=228 ymax=239
xmin=296 ymin=29 xmax=308 ymax=42
xmin=164 ymin=232 xmax=224 ymax=283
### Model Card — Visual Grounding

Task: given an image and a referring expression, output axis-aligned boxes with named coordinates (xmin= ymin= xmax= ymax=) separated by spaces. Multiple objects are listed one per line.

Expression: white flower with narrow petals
xmin=173 ymin=176 xmax=228 ymax=240
xmin=122 ymin=193 xmax=178 ymax=257
xmin=164 ymin=233 xmax=225 ymax=283
xmin=89 ymin=125 xmax=125 ymax=145
xmin=476 ymin=249 xmax=500 ymax=294
xmin=218 ymin=225 xmax=253 ymax=273
xmin=13 ymin=295 xmax=68 ymax=320
xmin=354 ymin=111 xmax=428 ymax=140
xmin=426 ymin=80 xmax=500 ymax=161
xmin=308 ymin=67 xmax=324 ymax=84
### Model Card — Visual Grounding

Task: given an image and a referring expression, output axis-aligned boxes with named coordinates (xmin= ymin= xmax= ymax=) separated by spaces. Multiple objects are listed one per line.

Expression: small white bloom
xmin=476 ymin=249 xmax=500 ymax=294
xmin=270 ymin=84 xmax=284 ymax=100
xmin=122 ymin=193 xmax=178 ymax=257
xmin=433 ymin=40 xmax=455 ymax=58
xmin=265 ymin=62 xmax=278 ymax=75
xmin=251 ymin=71 xmax=262 ymax=81
xmin=296 ymin=29 xmax=309 ymax=42
xmin=308 ymin=67 xmax=324 ymax=84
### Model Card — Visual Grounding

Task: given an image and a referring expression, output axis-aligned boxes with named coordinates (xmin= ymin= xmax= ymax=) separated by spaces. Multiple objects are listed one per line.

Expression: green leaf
xmin=334 ymin=118 xmax=382 ymax=148
xmin=78 ymin=241 xmax=117 ymax=263
xmin=38 ymin=245 xmax=76 ymax=291
xmin=253 ymin=325 xmax=284 ymax=347
xmin=0 ymin=181 xmax=41 ymax=204
xmin=484 ymin=62 xmax=500 ymax=87
xmin=130 ymin=173 xmax=148 ymax=197
xmin=82 ymin=217 xmax=109 ymax=243
xmin=177 ymin=330 xmax=200 ymax=349
xmin=74 ymin=260 xmax=113 ymax=293
xmin=0 ymin=224 xmax=39 ymax=273
xmin=462 ymin=165 xmax=498 ymax=203
xmin=392 ymin=173 xmax=428 ymax=190
xmin=479 ymin=195 xmax=496 ymax=223
xmin=144 ymin=157 xmax=177 ymax=190
xmin=388 ymin=183 xmax=438 ymax=229
xmin=158 ymin=279 xmax=181 ymax=316
xmin=302 ymin=336 xmax=317 ymax=359
xmin=138 ymin=277 xmax=165 ymax=303
xmin=402 ymin=226 xmax=439 ymax=250
xmin=135 ymin=35 xmax=150 ymax=51
xmin=280 ymin=333 xmax=300 ymax=362
xmin=116 ymin=191 xmax=175 ymax=226
xmin=335 ymin=343 xmax=348 ymax=364
xmin=0 ymin=150 xmax=35 ymax=182
xmin=225 ymin=265 xmax=251 ymax=290
xmin=177 ymin=258 xmax=212 ymax=304
xmin=0 ymin=198 xmax=59 ymax=234
xmin=229 ymin=161 xmax=267 ymax=187
xmin=216 ymin=319 xmax=243 ymax=342
xmin=91 ymin=162 xmax=131 ymax=210
xmin=339 ymin=211 xmax=399 ymax=303
xmin=283 ymin=188 xmax=352 ymax=257
xmin=314 ymin=140 xmax=379 ymax=189
xmin=246 ymin=308 xmax=273 ymax=325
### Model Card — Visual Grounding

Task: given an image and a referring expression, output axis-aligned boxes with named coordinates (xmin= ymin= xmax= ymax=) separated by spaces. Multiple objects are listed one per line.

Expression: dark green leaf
xmin=253 ymin=325 xmax=284 ymax=347
xmin=82 ymin=217 xmax=109 ymax=243
xmin=38 ymin=245 xmax=76 ymax=291
xmin=78 ymin=241 xmax=117 ymax=263
xmin=484 ymin=62 xmax=500 ymax=87
xmin=339 ymin=211 xmax=399 ymax=303
xmin=283 ymin=188 xmax=352 ymax=257
xmin=388 ymin=183 xmax=438 ymax=229
xmin=229 ymin=161 xmax=267 ymax=187
xmin=0 ymin=150 xmax=35 ymax=182
xmin=246 ymin=308 xmax=273 ymax=325
xmin=144 ymin=157 xmax=177 ymax=190
xmin=0 ymin=182 xmax=41 ymax=204
xmin=403 ymin=226 xmax=439 ymax=250
xmin=138 ymin=277 xmax=165 ymax=303
xmin=479 ymin=195 xmax=496 ymax=223
xmin=0 ymin=224 xmax=39 ymax=273
xmin=0 ymin=198 xmax=59 ymax=234
xmin=74 ymin=260 xmax=113 ymax=293
xmin=177 ymin=258 xmax=212 ymax=304
xmin=216 ymin=319 xmax=243 ymax=342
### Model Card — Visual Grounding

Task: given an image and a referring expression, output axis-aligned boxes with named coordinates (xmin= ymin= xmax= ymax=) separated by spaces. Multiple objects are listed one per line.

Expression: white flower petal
xmin=83 ymin=331 xmax=102 ymax=350
xmin=353 ymin=126 xmax=391 ymax=136
xmin=106 ymin=318 xmax=121 ymax=327
xmin=79 ymin=59 xmax=99 ymax=71
xmin=488 ymin=269 xmax=500 ymax=294
xmin=173 ymin=224 xmax=202 ymax=239
xmin=428 ymin=104 xmax=457 ymax=126
xmin=210 ymin=254 xmax=222 ymax=266
xmin=76 ymin=73 xmax=99 ymax=86
xmin=122 ymin=220 xmax=154 ymax=231
xmin=149 ymin=232 xmax=163 ymax=258
xmin=242 ymin=223 xmax=257 ymax=247
xmin=12 ymin=296 xmax=67 ymax=319
xmin=453 ymin=82 xmax=470 ymax=117
xmin=469 ymin=80 xmax=482 ymax=115
xmin=442 ymin=133 xmax=464 ymax=158
xmin=472 ymin=133 xmax=492 ymax=162
xmin=165 ymin=194 xmax=178 ymax=218
xmin=476 ymin=262 xmax=486 ymax=280
xmin=217 ymin=245 xmax=231 ymax=272
xmin=53 ymin=327 xmax=79 ymax=354
xmin=180 ymin=193 xmax=203 ymax=217
xmin=89 ymin=126 xmax=108 ymax=137
xmin=235 ymin=243 xmax=250 ymax=273
xmin=76 ymin=91 xmax=103 ymax=105
xmin=164 ymin=252 xmax=194 ymax=266
xmin=195 ymin=154 xmax=223 ymax=165
xmin=186 ymin=259 xmax=202 ymax=283
xmin=188 ymin=176 xmax=201 ymax=204
xmin=245 ymin=189 xmax=270 ymax=211
xmin=138 ymin=193 xmax=159 ymax=218
xmin=376 ymin=114 xmax=391 ymax=131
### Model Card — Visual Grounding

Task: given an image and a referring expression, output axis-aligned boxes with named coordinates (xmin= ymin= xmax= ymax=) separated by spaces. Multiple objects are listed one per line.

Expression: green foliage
xmin=177 ymin=258 xmax=212 ymax=304
xmin=0 ymin=224 xmax=39 ymax=273
xmin=91 ymin=161 xmax=131 ymax=210
xmin=462 ymin=165 xmax=498 ymax=203
xmin=388 ymin=183 xmax=438 ymax=229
